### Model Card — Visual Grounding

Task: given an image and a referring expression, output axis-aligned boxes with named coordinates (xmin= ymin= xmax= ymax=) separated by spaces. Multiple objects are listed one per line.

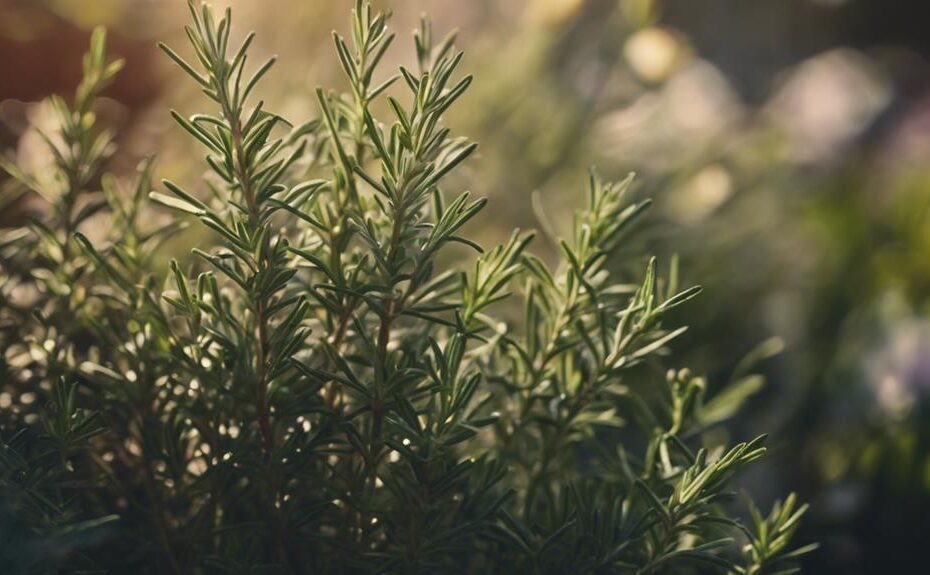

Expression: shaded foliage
xmin=0 ymin=2 xmax=813 ymax=573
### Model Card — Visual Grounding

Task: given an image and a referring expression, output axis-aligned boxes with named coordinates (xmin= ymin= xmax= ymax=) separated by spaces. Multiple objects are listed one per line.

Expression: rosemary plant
xmin=0 ymin=2 xmax=815 ymax=573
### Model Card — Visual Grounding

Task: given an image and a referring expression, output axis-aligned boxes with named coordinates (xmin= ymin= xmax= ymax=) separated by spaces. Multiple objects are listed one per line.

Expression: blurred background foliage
xmin=3 ymin=0 xmax=930 ymax=572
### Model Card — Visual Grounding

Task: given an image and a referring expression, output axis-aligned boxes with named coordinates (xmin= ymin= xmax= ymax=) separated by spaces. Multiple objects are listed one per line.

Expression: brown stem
xmin=221 ymin=100 xmax=272 ymax=460
xmin=369 ymin=183 xmax=405 ymax=458
xmin=324 ymin=299 xmax=357 ymax=408
xmin=218 ymin=88 xmax=289 ymax=570
xmin=256 ymin=297 xmax=273 ymax=459
xmin=371 ymin=301 xmax=394 ymax=461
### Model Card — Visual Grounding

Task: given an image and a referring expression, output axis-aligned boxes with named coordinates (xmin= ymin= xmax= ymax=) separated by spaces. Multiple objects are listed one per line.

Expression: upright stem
xmin=225 ymin=105 xmax=273 ymax=460
xmin=372 ymin=302 xmax=393 ymax=452
xmin=223 ymin=94 xmax=286 ymax=569
xmin=358 ymin=181 xmax=407 ymax=546
xmin=255 ymin=297 xmax=272 ymax=457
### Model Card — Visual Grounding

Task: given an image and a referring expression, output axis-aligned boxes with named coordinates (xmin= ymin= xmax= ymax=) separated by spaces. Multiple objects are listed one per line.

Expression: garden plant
xmin=0 ymin=2 xmax=815 ymax=573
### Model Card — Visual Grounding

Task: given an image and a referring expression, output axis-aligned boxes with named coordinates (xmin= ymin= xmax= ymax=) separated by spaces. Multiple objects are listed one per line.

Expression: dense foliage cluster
xmin=0 ymin=2 xmax=814 ymax=573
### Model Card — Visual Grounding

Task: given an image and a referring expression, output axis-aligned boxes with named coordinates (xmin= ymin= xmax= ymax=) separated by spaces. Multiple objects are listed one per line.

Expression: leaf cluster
xmin=0 ymin=3 xmax=814 ymax=574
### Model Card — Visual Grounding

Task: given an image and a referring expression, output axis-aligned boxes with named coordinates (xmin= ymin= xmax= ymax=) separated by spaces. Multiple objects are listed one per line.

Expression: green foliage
xmin=0 ymin=2 xmax=814 ymax=573
xmin=736 ymin=493 xmax=818 ymax=575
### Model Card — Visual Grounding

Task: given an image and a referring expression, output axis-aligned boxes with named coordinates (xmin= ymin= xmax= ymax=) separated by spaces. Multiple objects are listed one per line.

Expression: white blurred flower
xmin=864 ymin=311 xmax=930 ymax=418
xmin=624 ymin=26 xmax=687 ymax=84
xmin=596 ymin=60 xmax=743 ymax=169
xmin=766 ymin=49 xmax=890 ymax=164
xmin=667 ymin=164 xmax=733 ymax=223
